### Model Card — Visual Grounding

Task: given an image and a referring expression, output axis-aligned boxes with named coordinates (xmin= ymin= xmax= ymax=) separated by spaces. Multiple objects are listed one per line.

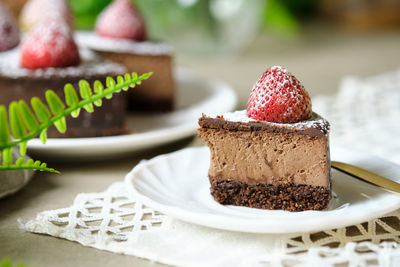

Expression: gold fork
xmin=331 ymin=161 xmax=400 ymax=194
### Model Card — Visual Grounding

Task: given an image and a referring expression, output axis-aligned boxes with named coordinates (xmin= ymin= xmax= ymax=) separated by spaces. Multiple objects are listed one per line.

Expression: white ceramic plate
xmin=26 ymin=69 xmax=237 ymax=160
xmin=125 ymin=146 xmax=400 ymax=234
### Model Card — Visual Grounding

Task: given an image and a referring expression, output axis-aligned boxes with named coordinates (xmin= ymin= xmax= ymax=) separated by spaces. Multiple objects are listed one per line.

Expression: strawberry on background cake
xmin=95 ymin=0 xmax=146 ymax=41
xmin=77 ymin=0 xmax=175 ymax=112
xmin=198 ymin=66 xmax=331 ymax=211
xmin=20 ymin=17 xmax=80 ymax=69
xmin=19 ymin=0 xmax=73 ymax=32
xmin=0 ymin=15 xmax=128 ymax=138
xmin=0 ymin=3 xmax=20 ymax=52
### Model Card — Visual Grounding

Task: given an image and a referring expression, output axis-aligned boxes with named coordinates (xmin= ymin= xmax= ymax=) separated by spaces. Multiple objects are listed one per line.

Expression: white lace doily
xmin=23 ymin=69 xmax=400 ymax=266
xmin=313 ymin=68 xmax=400 ymax=165
xmin=22 ymin=182 xmax=400 ymax=267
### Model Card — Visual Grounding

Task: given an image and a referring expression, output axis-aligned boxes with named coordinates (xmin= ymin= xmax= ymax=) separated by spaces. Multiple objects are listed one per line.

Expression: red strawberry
xmin=0 ymin=3 xmax=20 ymax=52
xmin=19 ymin=0 xmax=73 ymax=32
xmin=247 ymin=66 xmax=312 ymax=123
xmin=95 ymin=0 xmax=146 ymax=41
xmin=20 ymin=18 xmax=80 ymax=69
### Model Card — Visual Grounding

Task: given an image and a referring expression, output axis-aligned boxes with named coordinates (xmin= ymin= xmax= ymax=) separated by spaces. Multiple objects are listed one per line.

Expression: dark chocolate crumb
xmin=210 ymin=179 xmax=330 ymax=211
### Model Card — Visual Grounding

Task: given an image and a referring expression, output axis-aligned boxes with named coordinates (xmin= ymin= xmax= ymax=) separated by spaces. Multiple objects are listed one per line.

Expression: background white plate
xmin=125 ymin=146 xmax=400 ymax=234
xmin=27 ymin=69 xmax=237 ymax=160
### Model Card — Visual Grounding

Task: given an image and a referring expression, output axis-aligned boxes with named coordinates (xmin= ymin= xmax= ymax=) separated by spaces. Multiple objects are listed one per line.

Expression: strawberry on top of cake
xmin=247 ymin=66 xmax=312 ymax=123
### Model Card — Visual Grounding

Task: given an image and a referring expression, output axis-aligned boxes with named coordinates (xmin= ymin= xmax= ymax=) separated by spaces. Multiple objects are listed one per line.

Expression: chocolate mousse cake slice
xmin=198 ymin=66 xmax=331 ymax=211
xmin=198 ymin=111 xmax=330 ymax=211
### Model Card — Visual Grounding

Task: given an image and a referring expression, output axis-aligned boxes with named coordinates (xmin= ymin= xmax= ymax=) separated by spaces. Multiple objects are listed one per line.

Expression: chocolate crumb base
xmin=210 ymin=179 xmax=331 ymax=211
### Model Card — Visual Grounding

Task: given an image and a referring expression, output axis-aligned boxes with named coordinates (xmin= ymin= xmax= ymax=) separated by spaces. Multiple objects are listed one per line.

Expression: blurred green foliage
xmin=263 ymin=0 xmax=299 ymax=34
xmin=69 ymin=0 xmax=111 ymax=29
xmin=134 ymin=0 xmax=218 ymax=40
xmin=68 ymin=0 xmax=318 ymax=34
xmin=69 ymin=0 xmax=218 ymax=37
xmin=263 ymin=0 xmax=319 ymax=34
xmin=279 ymin=0 xmax=319 ymax=19
xmin=1 ymin=258 xmax=26 ymax=267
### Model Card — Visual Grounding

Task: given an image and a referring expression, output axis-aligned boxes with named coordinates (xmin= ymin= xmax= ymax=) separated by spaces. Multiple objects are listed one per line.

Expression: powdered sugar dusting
xmin=270 ymin=65 xmax=287 ymax=72
xmin=76 ymin=31 xmax=173 ymax=56
xmin=206 ymin=110 xmax=330 ymax=134
xmin=0 ymin=47 xmax=126 ymax=79
xmin=0 ymin=3 xmax=20 ymax=51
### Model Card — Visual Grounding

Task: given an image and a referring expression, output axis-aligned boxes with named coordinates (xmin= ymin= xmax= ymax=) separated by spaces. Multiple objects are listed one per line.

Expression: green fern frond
xmin=0 ymin=72 xmax=152 ymax=154
xmin=0 ymin=156 xmax=59 ymax=173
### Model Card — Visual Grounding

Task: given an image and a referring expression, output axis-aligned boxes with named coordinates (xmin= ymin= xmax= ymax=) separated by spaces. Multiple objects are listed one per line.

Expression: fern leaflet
xmin=0 ymin=156 xmax=59 ymax=173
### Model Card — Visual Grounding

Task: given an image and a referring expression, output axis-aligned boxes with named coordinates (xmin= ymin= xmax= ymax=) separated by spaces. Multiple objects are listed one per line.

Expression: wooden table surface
xmin=1 ymin=28 xmax=400 ymax=266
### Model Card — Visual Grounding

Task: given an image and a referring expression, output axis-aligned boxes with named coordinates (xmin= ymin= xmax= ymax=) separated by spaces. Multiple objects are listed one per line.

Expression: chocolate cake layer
xmin=210 ymin=179 xmax=331 ymax=211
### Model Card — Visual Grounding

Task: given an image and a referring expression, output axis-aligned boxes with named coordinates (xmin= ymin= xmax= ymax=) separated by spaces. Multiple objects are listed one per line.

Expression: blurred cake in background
xmin=0 ymin=2 xmax=128 ymax=138
xmin=0 ymin=0 xmax=177 ymax=138
xmin=320 ymin=0 xmax=400 ymax=30
xmin=77 ymin=0 xmax=175 ymax=112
